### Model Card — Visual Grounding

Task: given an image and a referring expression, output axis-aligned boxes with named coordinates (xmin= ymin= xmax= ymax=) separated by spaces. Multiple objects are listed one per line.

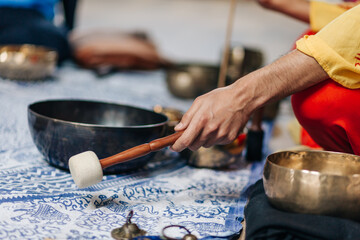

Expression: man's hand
xmin=171 ymin=84 xmax=254 ymax=152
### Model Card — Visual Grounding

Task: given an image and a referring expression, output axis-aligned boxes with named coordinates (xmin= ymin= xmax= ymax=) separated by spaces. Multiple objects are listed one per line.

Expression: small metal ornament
xmin=111 ymin=210 xmax=147 ymax=240
xmin=162 ymin=225 xmax=198 ymax=240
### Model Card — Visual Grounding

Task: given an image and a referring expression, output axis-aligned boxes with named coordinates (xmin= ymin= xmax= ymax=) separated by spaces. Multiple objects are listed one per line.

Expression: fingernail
xmin=175 ymin=122 xmax=183 ymax=130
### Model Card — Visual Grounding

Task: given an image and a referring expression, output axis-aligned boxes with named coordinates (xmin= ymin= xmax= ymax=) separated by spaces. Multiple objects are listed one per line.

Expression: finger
xmin=187 ymin=130 xmax=207 ymax=151
xmin=188 ymin=122 xmax=219 ymax=150
xmin=203 ymin=134 xmax=228 ymax=148
xmin=174 ymin=111 xmax=192 ymax=131
xmin=217 ymin=128 xmax=243 ymax=146
xmin=194 ymin=134 xmax=216 ymax=149
xmin=202 ymin=123 xmax=241 ymax=148
xmin=174 ymin=101 xmax=201 ymax=131
xmin=203 ymin=134 xmax=219 ymax=148
xmin=172 ymin=114 xmax=205 ymax=152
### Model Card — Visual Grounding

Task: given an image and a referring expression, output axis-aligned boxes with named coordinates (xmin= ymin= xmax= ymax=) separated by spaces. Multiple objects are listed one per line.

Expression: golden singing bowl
xmin=165 ymin=63 xmax=219 ymax=99
xmin=0 ymin=44 xmax=57 ymax=80
xmin=263 ymin=150 xmax=360 ymax=221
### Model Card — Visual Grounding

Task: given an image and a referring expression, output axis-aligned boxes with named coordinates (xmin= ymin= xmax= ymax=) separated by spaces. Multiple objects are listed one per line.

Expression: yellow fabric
xmin=296 ymin=5 xmax=360 ymax=89
xmin=310 ymin=1 xmax=347 ymax=32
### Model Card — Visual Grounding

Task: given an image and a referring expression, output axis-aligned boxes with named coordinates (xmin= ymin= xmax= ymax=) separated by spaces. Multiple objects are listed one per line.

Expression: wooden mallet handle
xmin=100 ymin=131 xmax=183 ymax=169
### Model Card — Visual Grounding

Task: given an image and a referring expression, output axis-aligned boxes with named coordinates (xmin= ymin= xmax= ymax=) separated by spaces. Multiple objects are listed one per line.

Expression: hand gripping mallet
xmin=68 ymin=131 xmax=183 ymax=188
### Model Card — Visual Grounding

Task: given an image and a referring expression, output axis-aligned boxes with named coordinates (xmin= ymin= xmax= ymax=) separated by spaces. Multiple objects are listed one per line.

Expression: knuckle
xmin=181 ymin=112 xmax=190 ymax=122
xmin=206 ymin=123 xmax=218 ymax=133
xmin=193 ymin=96 xmax=202 ymax=104
xmin=198 ymin=115 xmax=208 ymax=125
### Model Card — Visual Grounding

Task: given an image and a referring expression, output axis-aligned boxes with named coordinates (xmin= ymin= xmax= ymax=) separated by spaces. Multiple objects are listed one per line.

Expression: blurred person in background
xmin=0 ymin=0 xmax=77 ymax=63
xmin=255 ymin=0 xmax=359 ymax=33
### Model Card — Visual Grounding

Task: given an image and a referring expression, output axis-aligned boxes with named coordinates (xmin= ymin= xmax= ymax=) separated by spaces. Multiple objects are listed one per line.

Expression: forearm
xmin=257 ymin=0 xmax=310 ymax=23
xmin=231 ymin=49 xmax=328 ymax=113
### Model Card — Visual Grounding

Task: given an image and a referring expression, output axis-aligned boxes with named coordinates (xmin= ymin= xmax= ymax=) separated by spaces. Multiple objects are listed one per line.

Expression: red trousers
xmin=292 ymin=79 xmax=360 ymax=155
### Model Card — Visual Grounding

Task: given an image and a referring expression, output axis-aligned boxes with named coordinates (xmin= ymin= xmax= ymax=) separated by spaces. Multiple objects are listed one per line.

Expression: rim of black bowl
xmin=28 ymin=99 xmax=169 ymax=129
xmin=266 ymin=150 xmax=360 ymax=177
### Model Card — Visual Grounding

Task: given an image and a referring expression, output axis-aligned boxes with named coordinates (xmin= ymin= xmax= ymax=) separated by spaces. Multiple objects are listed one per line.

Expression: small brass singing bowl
xmin=263 ymin=150 xmax=360 ymax=221
xmin=0 ymin=44 xmax=57 ymax=80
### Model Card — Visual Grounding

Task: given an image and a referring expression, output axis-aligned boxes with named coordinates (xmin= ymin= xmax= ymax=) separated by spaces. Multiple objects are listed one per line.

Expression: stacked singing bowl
xmin=28 ymin=99 xmax=168 ymax=174
xmin=263 ymin=150 xmax=360 ymax=221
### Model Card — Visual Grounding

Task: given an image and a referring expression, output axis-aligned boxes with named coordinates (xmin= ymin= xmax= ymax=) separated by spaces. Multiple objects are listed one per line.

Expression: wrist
xmin=230 ymin=50 xmax=328 ymax=116
xmin=230 ymin=71 xmax=268 ymax=116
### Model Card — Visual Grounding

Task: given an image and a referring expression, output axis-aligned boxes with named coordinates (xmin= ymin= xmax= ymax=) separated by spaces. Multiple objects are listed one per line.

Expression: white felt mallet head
xmin=68 ymin=151 xmax=103 ymax=188
xmin=68 ymin=131 xmax=183 ymax=189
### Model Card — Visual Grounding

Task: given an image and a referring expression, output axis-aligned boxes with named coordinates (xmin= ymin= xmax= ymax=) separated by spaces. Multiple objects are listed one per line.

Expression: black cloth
xmin=245 ymin=129 xmax=264 ymax=162
xmin=0 ymin=7 xmax=72 ymax=63
xmin=244 ymin=179 xmax=360 ymax=240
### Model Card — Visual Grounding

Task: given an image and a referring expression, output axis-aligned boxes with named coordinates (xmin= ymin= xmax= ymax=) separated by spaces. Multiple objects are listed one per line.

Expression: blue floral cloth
xmin=0 ymin=64 xmax=266 ymax=239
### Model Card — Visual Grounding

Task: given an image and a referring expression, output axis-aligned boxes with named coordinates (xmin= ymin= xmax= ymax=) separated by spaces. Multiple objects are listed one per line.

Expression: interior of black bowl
xmin=29 ymin=100 xmax=167 ymax=127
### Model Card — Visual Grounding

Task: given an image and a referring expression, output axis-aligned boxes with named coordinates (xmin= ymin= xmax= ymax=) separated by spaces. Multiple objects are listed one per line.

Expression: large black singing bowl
xmin=28 ymin=99 xmax=168 ymax=174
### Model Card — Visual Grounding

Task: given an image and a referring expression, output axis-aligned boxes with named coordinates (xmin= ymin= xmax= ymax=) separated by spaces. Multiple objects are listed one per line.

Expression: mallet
xmin=68 ymin=131 xmax=183 ymax=188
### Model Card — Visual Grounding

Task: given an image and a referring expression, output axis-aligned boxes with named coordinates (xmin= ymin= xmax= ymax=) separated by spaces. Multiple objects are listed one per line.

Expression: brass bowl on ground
xmin=263 ymin=150 xmax=360 ymax=221
xmin=166 ymin=63 xmax=219 ymax=99
xmin=0 ymin=44 xmax=57 ymax=80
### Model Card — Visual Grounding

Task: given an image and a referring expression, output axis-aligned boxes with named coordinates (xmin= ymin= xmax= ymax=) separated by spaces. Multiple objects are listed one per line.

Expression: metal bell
xmin=111 ymin=210 xmax=147 ymax=240
xmin=182 ymin=233 xmax=198 ymax=240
